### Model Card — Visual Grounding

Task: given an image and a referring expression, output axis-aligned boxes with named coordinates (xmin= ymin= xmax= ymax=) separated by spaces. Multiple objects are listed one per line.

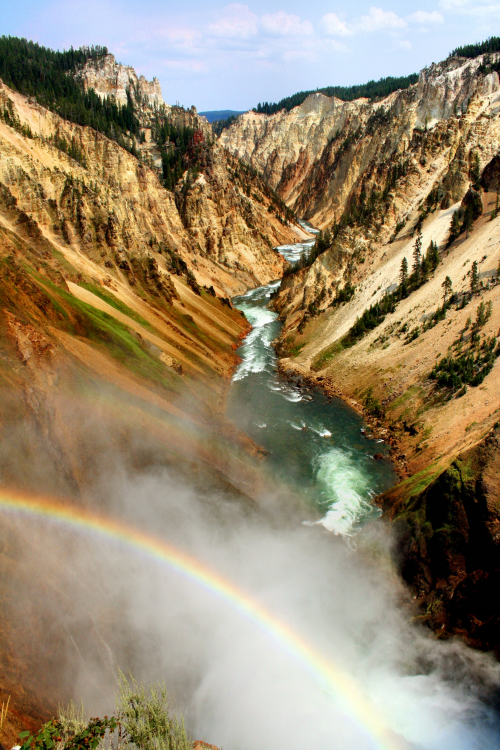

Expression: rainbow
xmin=0 ymin=489 xmax=405 ymax=750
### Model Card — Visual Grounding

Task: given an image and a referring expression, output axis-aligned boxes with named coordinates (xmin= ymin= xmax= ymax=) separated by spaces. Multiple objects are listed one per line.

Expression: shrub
xmin=17 ymin=676 xmax=190 ymax=750
xmin=364 ymin=387 xmax=383 ymax=417
xmin=117 ymin=673 xmax=190 ymax=750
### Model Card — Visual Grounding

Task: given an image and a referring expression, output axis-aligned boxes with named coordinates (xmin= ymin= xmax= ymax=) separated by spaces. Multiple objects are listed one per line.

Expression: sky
xmin=2 ymin=0 xmax=499 ymax=111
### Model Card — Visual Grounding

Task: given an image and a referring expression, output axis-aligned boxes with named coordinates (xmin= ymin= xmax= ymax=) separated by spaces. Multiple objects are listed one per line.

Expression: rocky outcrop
xmin=77 ymin=53 xmax=164 ymax=109
xmin=381 ymin=425 xmax=500 ymax=655
xmin=264 ymin=51 xmax=500 ymax=332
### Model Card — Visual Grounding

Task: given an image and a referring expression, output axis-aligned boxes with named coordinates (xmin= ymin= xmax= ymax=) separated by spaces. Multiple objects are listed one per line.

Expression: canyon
xmin=1 ymin=39 xmax=500 ymax=750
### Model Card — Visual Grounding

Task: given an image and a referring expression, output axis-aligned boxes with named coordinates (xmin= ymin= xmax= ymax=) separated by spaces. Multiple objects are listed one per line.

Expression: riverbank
xmin=226 ymin=249 xmax=396 ymax=536
xmin=276 ymin=358 xmax=410 ymax=478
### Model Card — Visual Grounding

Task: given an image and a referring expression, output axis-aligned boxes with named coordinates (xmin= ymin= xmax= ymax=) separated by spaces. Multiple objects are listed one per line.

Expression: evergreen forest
xmin=0 ymin=36 xmax=140 ymax=148
xmin=450 ymin=36 xmax=500 ymax=59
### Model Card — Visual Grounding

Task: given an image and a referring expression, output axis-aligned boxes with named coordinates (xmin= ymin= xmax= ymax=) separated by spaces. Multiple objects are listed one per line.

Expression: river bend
xmin=226 ymin=224 xmax=396 ymax=536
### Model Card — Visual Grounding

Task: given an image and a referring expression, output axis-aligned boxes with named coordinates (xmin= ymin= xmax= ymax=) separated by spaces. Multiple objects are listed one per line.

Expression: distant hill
xmin=254 ymin=74 xmax=419 ymax=116
xmin=199 ymin=110 xmax=245 ymax=123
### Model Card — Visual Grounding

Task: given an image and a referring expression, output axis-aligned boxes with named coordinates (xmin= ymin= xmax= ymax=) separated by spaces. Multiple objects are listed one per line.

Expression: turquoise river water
xmin=226 ymin=223 xmax=396 ymax=536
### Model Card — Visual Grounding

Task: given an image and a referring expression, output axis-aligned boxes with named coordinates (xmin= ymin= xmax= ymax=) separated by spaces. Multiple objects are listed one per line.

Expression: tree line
xmin=0 ymin=36 xmax=140 ymax=149
xmin=450 ymin=36 xmax=500 ymax=59
xmin=253 ymin=74 xmax=419 ymax=116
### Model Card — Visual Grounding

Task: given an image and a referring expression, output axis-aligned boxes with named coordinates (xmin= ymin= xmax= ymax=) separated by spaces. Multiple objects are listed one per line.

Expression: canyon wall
xmin=221 ymin=54 xmax=500 ymax=229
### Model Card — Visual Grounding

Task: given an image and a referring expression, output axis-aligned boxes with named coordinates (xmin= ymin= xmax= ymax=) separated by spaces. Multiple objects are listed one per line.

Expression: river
xmin=226 ymin=222 xmax=396 ymax=536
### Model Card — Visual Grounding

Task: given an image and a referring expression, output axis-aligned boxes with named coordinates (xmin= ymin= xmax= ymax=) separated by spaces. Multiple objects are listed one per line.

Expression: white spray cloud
xmin=5 ymin=461 xmax=500 ymax=750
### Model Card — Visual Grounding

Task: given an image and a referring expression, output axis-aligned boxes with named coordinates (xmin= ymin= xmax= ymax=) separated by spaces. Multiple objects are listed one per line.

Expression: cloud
xmin=208 ymin=4 xmax=258 ymax=38
xmin=282 ymin=48 xmax=314 ymax=62
xmin=359 ymin=6 xmax=407 ymax=31
xmin=321 ymin=6 xmax=409 ymax=37
xmin=407 ymin=10 xmax=445 ymax=23
xmin=260 ymin=11 xmax=313 ymax=37
xmin=397 ymin=39 xmax=413 ymax=49
xmin=321 ymin=13 xmax=352 ymax=36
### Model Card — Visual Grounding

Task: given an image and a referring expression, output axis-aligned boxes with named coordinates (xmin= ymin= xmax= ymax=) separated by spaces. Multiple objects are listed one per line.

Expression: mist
xmin=3 ymin=455 xmax=500 ymax=750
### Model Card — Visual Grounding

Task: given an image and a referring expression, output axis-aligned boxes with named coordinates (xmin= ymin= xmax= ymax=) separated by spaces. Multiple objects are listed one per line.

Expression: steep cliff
xmin=381 ymin=424 xmax=500 ymax=654
xmin=77 ymin=53 xmax=165 ymax=109
xmin=0 ymin=79 xmax=299 ymax=298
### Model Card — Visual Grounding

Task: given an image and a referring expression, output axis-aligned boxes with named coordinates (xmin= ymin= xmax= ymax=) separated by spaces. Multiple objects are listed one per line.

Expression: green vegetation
xmin=186 ymin=268 xmax=201 ymax=295
xmin=311 ymin=340 xmax=345 ymax=371
xmin=117 ymin=673 xmax=190 ymax=750
xmin=254 ymin=74 xmax=419 ymax=115
xmin=50 ymin=129 xmax=87 ymax=167
xmin=0 ymin=96 xmax=33 ymax=138
xmin=152 ymin=118 xmax=196 ymax=190
xmin=0 ymin=36 xmax=140 ymax=150
xmin=451 ymin=36 xmax=500 ymax=59
xmin=345 ymin=235 xmax=441 ymax=346
xmin=395 ymin=462 xmax=442 ymax=499
xmin=17 ymin=675 xmax=189 ymax=750
xmin=430 ymin=299 xmax=496 ymax=393
xmin=19 ymin=716 xmax=117 ymax=750
xmin=447 ymin=189 xmax=483 ymax=245
xmin=387 ymin=385 xmax=422 ymax=411
xmin=33 ymin=273 xmax=182 ymax=391
xmin=331 ymin=282 xmax=356 ymax=307
xmin=79 ymin=282 xmax=156 ymax=332
xmin=212 ymin=113 xmax=240 ymax=136
xmin=478 ymin=53 xmax=500 ymax=78
xmin=363 ymin=387 xmax=383 ymax=417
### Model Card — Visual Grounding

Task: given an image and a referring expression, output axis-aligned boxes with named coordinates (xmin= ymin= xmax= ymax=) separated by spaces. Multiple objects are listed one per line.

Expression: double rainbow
xmin=0 ymin=489 xmax=406 ymax=750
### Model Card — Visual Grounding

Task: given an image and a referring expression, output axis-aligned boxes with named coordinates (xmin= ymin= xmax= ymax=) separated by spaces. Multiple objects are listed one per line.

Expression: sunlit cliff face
xmin=3 ymin=454 xmax=499 ymax=750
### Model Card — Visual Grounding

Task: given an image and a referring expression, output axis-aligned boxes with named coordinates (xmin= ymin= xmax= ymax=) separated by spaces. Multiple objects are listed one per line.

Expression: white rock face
xmin=78 ymin=54 xmax=165 ymax=109
xmin=221 ymin=53 xmax=500 ymax=226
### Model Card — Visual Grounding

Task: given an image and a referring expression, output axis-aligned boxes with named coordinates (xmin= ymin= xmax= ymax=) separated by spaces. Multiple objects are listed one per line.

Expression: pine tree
xmin=449 ymin=211 xmax=461 ymax=243
xmin=412 ymin=231 xmax=422 ymax=279
xmin=421 ymin=252 xmax=429 ymax=277
xmin=470 ymin=260 xmax=479 ymax=293
xmin=463 ymin=204 xmax=474 ymax=238
xmin=400 ymin=256 xmax=408 ymax=294
xmin=426 ymin=240 xmax=439 ymax=270
xmin=486 ymin=299 xmax=493 ymax=321
xmin=476 ymin=300 xmax=487 ymax=328
xmin=471 ymin=151 xmax=481 ymax=190
xmin=442 ymin=275 xmax=453 ymax=304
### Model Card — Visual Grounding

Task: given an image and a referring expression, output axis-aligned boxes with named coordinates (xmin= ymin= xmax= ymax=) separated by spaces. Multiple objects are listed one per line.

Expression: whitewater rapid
xmin=226 ymin=224 xmax=395 ymax=535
